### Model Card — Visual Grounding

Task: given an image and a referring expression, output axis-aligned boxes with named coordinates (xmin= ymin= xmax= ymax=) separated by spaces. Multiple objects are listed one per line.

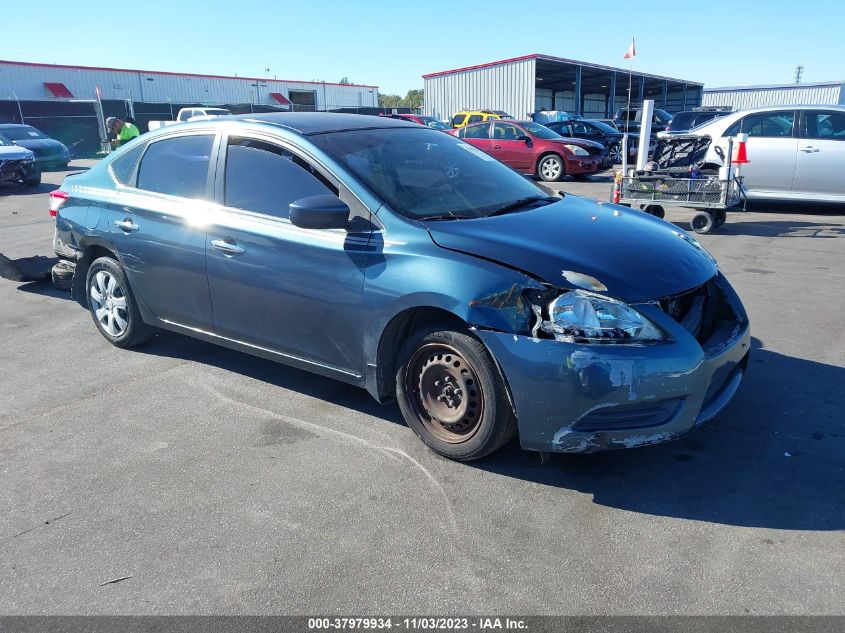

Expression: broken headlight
xmin=546 ymin=290 xmax=664 ymax=343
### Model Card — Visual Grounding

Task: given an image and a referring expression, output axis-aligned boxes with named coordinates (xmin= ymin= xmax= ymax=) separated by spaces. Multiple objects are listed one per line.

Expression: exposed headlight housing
xmin=563 ymin=144 xmax=590 ymax=157
xmin=547 ymin=290 xmax=664 ymax=343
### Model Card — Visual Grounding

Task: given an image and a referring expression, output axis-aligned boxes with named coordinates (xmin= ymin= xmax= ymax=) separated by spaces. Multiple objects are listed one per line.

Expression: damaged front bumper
xmin=476 ymin=275 xmax=750 ymax=453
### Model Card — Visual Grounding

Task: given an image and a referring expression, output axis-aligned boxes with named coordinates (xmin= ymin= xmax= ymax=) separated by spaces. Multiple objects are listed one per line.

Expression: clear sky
xmin=2 ymin=0 xmax=843 ymax=94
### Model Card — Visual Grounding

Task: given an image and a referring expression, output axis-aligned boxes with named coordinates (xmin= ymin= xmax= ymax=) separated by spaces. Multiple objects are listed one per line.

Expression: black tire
xmin=395 ymin=325 xmax=517 ymax=461
xmin=85 ymin=256 xmax=154 ymax=348
xmin=691 ymin=211 xmax=714 ymax=234
xmin=644 ymin=204 xmax=665 ymax=219
xmin=537 ymin=154 xmax=565 ymax=182
xmin=714 ymin=209 xmax=727 ymax=227
xmin=23 ymin=171 xmax=41 ymax=187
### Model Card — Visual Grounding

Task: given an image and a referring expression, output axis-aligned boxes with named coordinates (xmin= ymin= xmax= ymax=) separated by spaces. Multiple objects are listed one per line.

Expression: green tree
xmin=403 ymin=89 xmax=423 ymax=109
xmin=378 ymin=93 xmax=403 ymax=108
xmin=339 ymin=77 xmax=351 ymax=85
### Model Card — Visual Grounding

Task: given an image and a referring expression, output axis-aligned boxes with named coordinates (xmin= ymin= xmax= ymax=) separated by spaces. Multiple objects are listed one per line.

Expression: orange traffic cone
xmin=612 ymin=171 xmax=622 ymax=203
xmin=732 ymin=133 xmax=749 ymax=164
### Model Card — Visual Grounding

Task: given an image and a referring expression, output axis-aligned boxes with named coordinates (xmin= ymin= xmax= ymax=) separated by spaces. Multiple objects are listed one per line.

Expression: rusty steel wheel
xmin=405 ymin=343 xmax=484 ymax=444
xmin=395 ymin=326 xmax=518 ymax=461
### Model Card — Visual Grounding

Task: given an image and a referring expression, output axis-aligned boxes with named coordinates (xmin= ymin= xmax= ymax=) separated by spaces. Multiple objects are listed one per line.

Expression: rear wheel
xmin=86 ymin=256 xmax=154 ymax=348
xmin=396 ymin=326 xmax=517 ymax=461
xmin=537 ymin=154 xmax=565 ymax=182
xmin=714 ymin=209 xmax=727 ymax=227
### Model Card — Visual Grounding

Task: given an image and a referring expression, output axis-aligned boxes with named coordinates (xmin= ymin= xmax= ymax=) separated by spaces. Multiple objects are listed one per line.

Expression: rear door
xmin=205 ymin=134 xmax=372 ymax=373
xmin=793 ymin=109 xmax=845 ymax=199
xmin=459 ymin=122 xmax=493 ymax=156
xmin=108 ymin=131 xmax=217 ymax=330
xmin=489 ymin=122 xmax=530 ymax=170
xmin=723 ymin=110 xmax=798 ymax=195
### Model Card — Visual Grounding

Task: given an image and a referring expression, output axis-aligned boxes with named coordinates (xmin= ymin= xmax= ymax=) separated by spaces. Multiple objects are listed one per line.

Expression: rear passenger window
xmin=137 ymin=135 xmax=214 ymax=198
xmin=463 ymin=123 xmax=491 ymax=139
xmin=110 ymin=142 xmax=145 ymax=186
xmin=224 ymin=137 xmax=337 ymax=220
xmin=804 ymin=111 xmax=845 ymax=140
xmin=467 ymin=115 xmax=483 ymax=124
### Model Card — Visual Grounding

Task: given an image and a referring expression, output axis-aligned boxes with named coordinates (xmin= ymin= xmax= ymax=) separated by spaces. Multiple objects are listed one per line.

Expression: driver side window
xmin=724 ymin=111 xmax=795 ymax=138
xmin=224 ymin=137 xmax=337 ymax=220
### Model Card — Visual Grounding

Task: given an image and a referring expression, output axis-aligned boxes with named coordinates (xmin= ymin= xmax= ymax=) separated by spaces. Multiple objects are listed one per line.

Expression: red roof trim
xmin=422 ymin=55 xmax=538 ymax=79
xmin=1 ymin=59 xmax=378 ymax=89
xmin=44 ymin=82 xmax=74 ymax=98
xmin=270 ymin=92 xmax=292 ymax=105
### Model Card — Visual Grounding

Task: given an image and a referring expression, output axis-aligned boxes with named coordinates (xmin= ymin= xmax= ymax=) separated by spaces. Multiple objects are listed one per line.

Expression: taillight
xmin=49 ymin=190 xmax=69 ymax=218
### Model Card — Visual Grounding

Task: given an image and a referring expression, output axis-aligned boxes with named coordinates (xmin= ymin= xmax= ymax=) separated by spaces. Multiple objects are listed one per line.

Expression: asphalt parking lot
xmin=1 ymin=161 xmax=843 ymax=615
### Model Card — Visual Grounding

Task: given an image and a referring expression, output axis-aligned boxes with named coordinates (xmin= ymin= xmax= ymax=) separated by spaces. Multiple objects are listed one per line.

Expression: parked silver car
xmin=670 ymin=105 xmax=845 ymax=203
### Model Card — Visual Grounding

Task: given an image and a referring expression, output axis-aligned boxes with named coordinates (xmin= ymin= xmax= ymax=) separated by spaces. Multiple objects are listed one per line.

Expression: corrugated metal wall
xmin=423 ymin=58 xmax=536 ymax=121
xmin=0 ymin=62 xmax=378 ymax=109
xmin=702 ymin=83 xmax=845 ymax=110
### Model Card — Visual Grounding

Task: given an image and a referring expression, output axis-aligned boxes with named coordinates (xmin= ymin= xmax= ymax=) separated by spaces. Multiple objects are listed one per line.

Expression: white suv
xmin=674 ymin=105 xmax=845 ymax=203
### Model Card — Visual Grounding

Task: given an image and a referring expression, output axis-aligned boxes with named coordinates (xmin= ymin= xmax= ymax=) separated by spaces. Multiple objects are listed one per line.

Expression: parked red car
xmin=382 ymin=113 xmax=451 ymax=131
xmin=447 ymin=120 xmax=606 ymax=181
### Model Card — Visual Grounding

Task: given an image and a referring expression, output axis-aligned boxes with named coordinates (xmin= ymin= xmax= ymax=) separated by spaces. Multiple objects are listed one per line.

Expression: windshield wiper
xmin=484 ymin=196 xmax=558 ymax=218
xmin=415 ymin=211 xmax=470 ymax=221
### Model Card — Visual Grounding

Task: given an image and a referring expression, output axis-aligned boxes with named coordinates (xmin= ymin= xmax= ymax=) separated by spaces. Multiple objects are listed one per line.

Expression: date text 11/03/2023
xmin=307 ymin=617 xmax=528 ymax=630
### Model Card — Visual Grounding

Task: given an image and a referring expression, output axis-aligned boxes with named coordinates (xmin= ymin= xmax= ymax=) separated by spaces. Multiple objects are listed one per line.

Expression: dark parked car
xmin=613 ymin=107 xmax=674 ymax=135
xmin=661 ymin=109 xmax=730 ymax=135
xmin=0 ymin=133 xmax=40 ymax=187
xmin=448 ymin=120 xmax=605 ymax=181
xmin=0 ymin=123 xmax=71 ymax=170
xmin=544 ymin=119 xmax=641 ymax=165
xmin=52 ymin=113 xmax=749 ymax=461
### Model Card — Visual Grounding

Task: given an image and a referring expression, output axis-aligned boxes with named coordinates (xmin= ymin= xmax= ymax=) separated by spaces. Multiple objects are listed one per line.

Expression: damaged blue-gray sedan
xmin=51 ymin=113 xmax=750 ymax=461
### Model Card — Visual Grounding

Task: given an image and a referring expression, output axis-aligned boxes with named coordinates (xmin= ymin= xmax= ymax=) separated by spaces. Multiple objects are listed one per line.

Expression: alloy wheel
xmin=89 ymin=270 xmax=129 ymax=337
xmin=540 ymin=157 xmax=562 ymax=180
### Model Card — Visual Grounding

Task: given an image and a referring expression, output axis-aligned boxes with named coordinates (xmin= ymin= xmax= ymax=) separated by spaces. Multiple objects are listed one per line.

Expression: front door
xmin=793 ymin=109 xmax=845 ymax=199
xmin=459 ymin=122 xmax=493 ymax=157
xmin=489 ymin=122 xmax=530 ymax=170
xmin=205 ymin=134 xmax=372 ymax=375
xmin=722 ymin=110 xmax=798 ymax=195
xmin=108 ymin=132 xmax=217 ymax=330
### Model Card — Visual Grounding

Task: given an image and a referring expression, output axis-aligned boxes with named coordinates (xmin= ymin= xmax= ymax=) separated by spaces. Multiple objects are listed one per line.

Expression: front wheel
xmin=23 ymin=171 xmax=41 ymax=187
xmin=537 ymin=154 xmax=565 ymax=182
xmin=86 ymin=256 xmax=154 ymax=348
xmin=691 ymin=211 xmax=714 ymax=234
xmin=396 ymin=326 xmax=517 ymax=461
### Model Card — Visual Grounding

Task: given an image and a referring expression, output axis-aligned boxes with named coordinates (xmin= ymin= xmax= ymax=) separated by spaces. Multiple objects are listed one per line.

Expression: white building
xmin=0 ymin=59 xmax=379 ymax=111
xmin=702 ymin=81 xmax=845 ymax=111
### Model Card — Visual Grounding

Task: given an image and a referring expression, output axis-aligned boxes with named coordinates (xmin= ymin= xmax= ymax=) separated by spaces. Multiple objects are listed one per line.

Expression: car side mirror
xmin=289 ymin=195 xmax=350 ymax=230
xmin=516 ymin=135 xmax=530 ymax=143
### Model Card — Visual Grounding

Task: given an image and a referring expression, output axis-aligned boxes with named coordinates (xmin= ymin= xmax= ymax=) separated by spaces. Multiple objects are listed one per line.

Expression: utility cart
xmin=616 ymin=134 xmax=746 ymax=234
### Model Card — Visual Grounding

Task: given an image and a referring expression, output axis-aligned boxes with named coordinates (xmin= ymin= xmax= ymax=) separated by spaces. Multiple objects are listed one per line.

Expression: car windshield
xmin=0 ymin=126 xmax=48 ymax=140
xmin=203 ymin=109 xmax=231 ymax=116
xmin=311 ymin=127 xmax=548 ymax=220
xmin=422 ymin=118 xmax=450 ymax=130
xmin=655 ymin=109 xmax=673 ymax=123
xmin=587 ymin=120 xmax=621 ymax=135
xmin=520 ymin=122 xmax=561 ymax=140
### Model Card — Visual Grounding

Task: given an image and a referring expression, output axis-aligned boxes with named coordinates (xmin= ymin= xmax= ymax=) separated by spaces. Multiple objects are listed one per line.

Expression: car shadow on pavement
xmin=676 ymin=219 xmax=845 ymax=239
xmin=12 ymin=281 xmax=843 ymax=530
xmin=474 ymin=337 xmax=845 ymax=531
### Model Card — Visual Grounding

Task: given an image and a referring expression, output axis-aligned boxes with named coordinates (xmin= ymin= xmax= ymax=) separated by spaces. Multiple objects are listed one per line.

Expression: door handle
xmin=211 ymin=239 xmax=245 ymax=256
xmin=800 ymin=146 xmax=820 ymax=153
xmin=492 ymin=144 xmax=502 ymax=149
xmin=114 ymin=219 xmax=139 ymax=233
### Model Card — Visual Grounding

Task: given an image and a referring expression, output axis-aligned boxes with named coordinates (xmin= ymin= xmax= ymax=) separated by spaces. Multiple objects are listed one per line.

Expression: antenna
xmin=795 ymin=65 xmax=804 ymax=84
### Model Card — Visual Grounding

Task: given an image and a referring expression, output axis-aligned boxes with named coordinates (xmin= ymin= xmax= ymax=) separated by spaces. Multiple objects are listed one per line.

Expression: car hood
xmin=0 ymin=145 xmax=34 ymax=160
xmin=548 ymin=137 xmax=604 ymax=150
xmin=424 ymin=195 xmax=718 ymax=303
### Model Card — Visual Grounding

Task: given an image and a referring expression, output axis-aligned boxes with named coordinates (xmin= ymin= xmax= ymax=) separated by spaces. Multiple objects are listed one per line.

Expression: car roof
xmin=223 ymin=112 xmax=419 ymax=135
